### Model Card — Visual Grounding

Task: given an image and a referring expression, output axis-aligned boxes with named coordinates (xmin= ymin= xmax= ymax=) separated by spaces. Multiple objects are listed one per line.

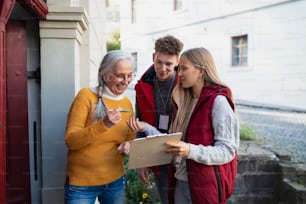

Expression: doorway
xmin=6 ymin=20 xmax=42 ymax=204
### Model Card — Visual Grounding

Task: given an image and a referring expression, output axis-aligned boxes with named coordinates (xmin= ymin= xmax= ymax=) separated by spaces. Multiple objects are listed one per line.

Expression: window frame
xmin=131 ymin=52 xmax=138 ymax=72
xmin=174 ymin=0 xmax=183 ymax=11
xmin=131 ymin=0 xmax=136 ymax=23
xmin=231 ymin=35 xmax=248 ymax=67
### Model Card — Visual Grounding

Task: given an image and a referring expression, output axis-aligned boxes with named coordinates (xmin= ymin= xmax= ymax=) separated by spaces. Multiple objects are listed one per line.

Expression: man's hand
xmin=137 ymin=168 xmax=151 ymax=184
xmin=127 ymin=117 xmax=146 ymax=132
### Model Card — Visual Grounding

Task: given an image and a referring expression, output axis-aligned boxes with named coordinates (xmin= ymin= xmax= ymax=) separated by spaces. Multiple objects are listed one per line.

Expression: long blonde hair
xmin=171 ymin=47 xmax=230 ymax=133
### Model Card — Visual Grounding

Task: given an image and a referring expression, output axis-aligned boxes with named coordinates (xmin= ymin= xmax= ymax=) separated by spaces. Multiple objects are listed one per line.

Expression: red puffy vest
xmin=168 ymin=85 xmax=238 ymax=204
xmin=135 ymin=67 xmax=178 ymax=177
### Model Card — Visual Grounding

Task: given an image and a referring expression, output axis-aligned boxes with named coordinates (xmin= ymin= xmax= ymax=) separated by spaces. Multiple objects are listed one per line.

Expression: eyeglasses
xmin=110 ymin=71 xmax=136 ymax=82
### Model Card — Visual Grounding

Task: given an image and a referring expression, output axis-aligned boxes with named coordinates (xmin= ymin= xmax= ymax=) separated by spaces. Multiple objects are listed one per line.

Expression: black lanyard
xmin=154 ymin=74 xmax=176 ymax=114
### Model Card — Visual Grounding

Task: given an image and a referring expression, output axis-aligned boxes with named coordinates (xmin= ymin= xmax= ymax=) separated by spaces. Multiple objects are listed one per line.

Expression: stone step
xmin=280 ymin=162 xmax=306 ymax=186
xmin=279 ymin=179 xmax=306 ymax=204
xmin=228 ymin=193 xmax=276 ymax=204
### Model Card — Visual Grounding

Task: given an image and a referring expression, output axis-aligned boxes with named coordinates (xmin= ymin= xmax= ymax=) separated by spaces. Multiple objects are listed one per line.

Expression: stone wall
xmin=228 ymin=141 xmax=306 ymax=204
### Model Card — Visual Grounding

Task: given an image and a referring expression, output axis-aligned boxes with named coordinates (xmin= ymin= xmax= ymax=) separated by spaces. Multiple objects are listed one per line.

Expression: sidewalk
xmin=236 ymin=102 xmax=306 ymax=163
xmin=236 ymin=99 xmax=306 ymax=113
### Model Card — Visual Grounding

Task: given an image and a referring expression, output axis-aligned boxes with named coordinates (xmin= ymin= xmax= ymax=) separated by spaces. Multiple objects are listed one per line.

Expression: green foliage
xmin=291 ymin=176 xmax=306 ymax=186
xmin=240 ymin=123 xmax=263 ymax=141
xmin=112 ymin=31 xmax=120 ymax=42
xmin=124 ymin=157 xmax=160 ymax=204
xmin=107 ymin=30 xmax=121 ymax=51
xmin=107 ymin=41 xmax=120 ymax=51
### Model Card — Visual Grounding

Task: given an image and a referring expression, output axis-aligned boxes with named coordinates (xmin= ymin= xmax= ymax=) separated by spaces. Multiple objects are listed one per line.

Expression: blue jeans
xmin=65 ymin=176 xmax=126 ymax=204
xmin=174 ymin=180 xmax=191 ymax=204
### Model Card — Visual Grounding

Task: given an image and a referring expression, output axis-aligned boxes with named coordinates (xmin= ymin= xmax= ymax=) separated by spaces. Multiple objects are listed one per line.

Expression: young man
xmin=134 ymin=35 xmax=184 ymax=204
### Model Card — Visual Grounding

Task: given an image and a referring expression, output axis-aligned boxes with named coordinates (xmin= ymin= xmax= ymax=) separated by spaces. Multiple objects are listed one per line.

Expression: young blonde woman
xmin=128 ymin=47 xmax=239 ymax=204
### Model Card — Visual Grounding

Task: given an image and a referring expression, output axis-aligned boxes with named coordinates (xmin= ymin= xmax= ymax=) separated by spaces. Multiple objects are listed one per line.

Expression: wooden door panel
xmin=6 ymin=20 xmax=31 ymax=204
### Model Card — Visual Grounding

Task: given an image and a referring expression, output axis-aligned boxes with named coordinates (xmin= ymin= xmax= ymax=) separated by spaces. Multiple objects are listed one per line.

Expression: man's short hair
xmin=154 ymin=35 xmax=184 ymax=56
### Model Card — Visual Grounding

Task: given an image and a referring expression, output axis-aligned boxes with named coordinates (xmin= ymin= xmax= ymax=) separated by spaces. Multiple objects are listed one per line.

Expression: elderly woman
xmin=64 ymin=50 xmax=136 ymax=204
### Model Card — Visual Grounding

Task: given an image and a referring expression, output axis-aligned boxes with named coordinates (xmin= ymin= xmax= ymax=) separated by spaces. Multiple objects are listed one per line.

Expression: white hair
xmin=94 ymin=50 xmax=134 ymax=121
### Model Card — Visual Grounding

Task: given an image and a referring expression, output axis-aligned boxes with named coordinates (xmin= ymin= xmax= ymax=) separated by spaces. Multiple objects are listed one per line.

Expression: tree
xmin=107 ymin=30 xmax=121 ymax=51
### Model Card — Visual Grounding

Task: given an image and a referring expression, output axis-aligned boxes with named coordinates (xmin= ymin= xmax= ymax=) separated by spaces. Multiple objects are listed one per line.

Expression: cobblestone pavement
xmin=236 ymin=105 xmax=306 ymax=163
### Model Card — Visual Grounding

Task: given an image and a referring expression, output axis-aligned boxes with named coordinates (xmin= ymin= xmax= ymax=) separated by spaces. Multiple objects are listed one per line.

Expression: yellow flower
xmin=142 ymin=193 xmax=148 ymax=199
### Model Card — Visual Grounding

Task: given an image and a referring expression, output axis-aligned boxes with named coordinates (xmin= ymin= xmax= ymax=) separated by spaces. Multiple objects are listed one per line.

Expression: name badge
xmin=158 ymin=115 xmax=169 ymax=130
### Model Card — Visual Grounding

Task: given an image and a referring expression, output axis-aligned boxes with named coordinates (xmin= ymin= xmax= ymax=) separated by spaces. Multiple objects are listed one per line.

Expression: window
xmin=174 ymin=0 xmax=183 ymax=11
xmin=71 ymin=0 xmax=79 ymax=6
xmin=131 ymin=0 xmax=136 ymax=23
xmin=232 ymin=35 xmax=248 ymax=66
xmin=131 ymin=52 xmax=138 ymax=72
xmin=105 ymin=0 xmax=110 ymax=8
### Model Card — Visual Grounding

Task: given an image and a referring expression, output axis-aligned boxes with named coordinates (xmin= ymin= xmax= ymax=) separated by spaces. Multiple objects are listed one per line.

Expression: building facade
xmin=120 ymin=0 xmax=306 ymax=110
xmin=0 ymin=0 xmax=107 ymax=203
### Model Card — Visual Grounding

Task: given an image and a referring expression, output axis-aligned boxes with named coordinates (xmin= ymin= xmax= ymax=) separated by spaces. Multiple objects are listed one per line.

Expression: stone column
xmin=39 ymin=7 xmax=88 ymax=204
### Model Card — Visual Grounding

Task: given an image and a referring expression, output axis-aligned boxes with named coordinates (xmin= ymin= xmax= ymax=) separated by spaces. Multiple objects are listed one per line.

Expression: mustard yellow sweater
xmin=65 ymin=88 xmax=135 ymax=186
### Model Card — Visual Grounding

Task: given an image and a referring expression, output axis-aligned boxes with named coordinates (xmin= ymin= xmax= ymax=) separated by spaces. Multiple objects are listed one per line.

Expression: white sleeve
xmin=187 ymin=95 xmax=240 ymax=165
xmin=141 ymin=123 xmax=161 ymax=135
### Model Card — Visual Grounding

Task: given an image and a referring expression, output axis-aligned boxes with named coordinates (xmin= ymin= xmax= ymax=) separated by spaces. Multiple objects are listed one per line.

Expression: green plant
xmin=240 ymin=123 xmax=263 ymax=141
xmin=107 ymin=30 xmax=121 ymax=51
xmin=124 ymin=157 xmax=160 ymax=204
xmin=291 ymin=177 xmax=306 ymax=186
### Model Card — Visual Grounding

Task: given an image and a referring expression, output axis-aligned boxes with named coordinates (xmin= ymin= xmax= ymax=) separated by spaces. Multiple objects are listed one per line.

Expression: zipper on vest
xmin=214 ymin=166 xmax=223 ymax=202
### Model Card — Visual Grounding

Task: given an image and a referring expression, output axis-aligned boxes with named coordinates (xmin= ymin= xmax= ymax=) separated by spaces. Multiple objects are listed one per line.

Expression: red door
xmin=6 ymin=20 xmax=31 ymax=204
